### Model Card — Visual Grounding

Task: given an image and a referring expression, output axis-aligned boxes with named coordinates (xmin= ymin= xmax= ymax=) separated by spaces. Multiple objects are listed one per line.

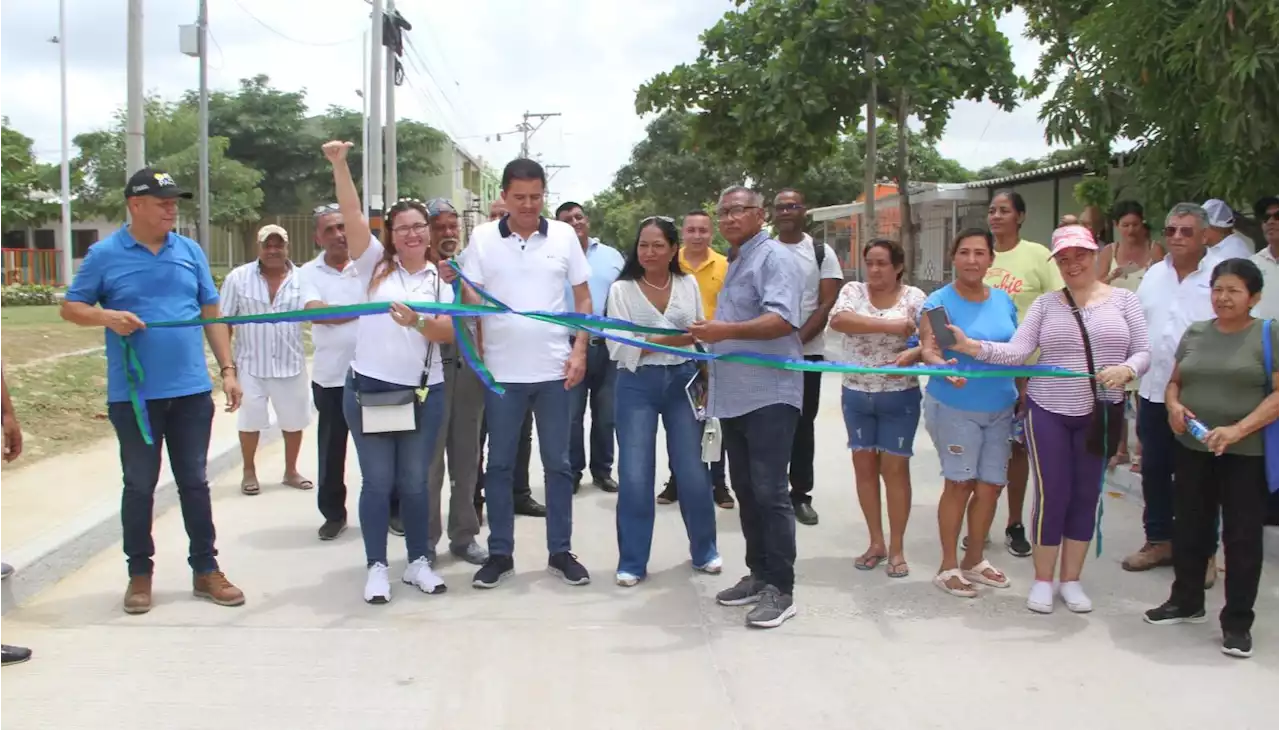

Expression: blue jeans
xmin=570 ymin=340 xmax=617 ymax=480
xmin=108 ymin=392 xmax=218 ymax=577
xmin=343 ymin=373 xmax=445 ymax=566
xmin=484 ymin=379 xmax=574 ymax=556
xmin=723 ymin=403 xmax=800 ymax=595
xmin=614 ymin=362 xmax=718 ymax=577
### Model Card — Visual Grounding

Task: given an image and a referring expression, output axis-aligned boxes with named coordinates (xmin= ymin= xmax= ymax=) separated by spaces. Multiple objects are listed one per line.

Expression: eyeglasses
xmin=1163 ymin=225 xmax=1196 ymax=238
xmin=1265 ymin=211 xmax=1279 ymax=222
xmin=313 ymin=203 xmax=340 ymax=214
xmin=773 ymin=203 xmax=804 ymax=213
xmin=391 ymin=222 xmax=429 ymax=236
xmin=715 ymin=205 xmax=760 ymax=219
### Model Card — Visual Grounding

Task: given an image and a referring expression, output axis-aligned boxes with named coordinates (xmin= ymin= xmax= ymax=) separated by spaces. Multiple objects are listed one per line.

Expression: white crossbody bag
xmin=355 ymin=274 xmax=438 ymax=434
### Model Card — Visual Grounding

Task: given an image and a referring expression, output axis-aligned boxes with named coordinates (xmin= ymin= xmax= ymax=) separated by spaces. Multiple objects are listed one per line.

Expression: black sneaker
xmin=713 ymin=483 xmax=735 ymax=509
xmin=2 ymin=645 xmax=32 ymax=666
xmin=657 ymin=479 xmax=678 ymax=505
xmin=514 ymin=497 xmax=547 ymax=518
xmin=716 ymin=575 xmax=766 ymax=606
xmin=1143 ymin=601 xmax=1208 ymax=625
xmin=592 ymin=473 xmax=619 ymax=493
xmin=317 ymin=519 xmax=347 ymax=541
xmin=472 ymin=555 xmax=515 ymax=589
xmin=388 ymin=515 xmax=405 ymax=537
xmin=745 ymin=585 xmax=797 ymax=629
xmin=794 ymin=502 xmax=819 ymax=526
xmin=1222 ymin=629 xmax=1253 ymax=658
xmin=1005 ymin=523 xmax=1032 ymax=557
xmin=548 ymin=552 xmax=591 ymax=586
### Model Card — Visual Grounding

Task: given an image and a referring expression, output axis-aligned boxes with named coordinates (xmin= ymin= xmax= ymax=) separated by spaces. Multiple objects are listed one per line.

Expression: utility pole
xmin=360 ymin=31 xmax=369 ymax=217
xmin=55 ymin=0 xmax=72 ymax=284
xmin=196 ymin=0 xmax=210 ymax=254
xmin=367 ymin=0 xmax=385 ymax=233
xmin=384 ymin=1 xmax=397 ymax=205
xmin=125 ymin=0 xmax=145 ymax=178
xmin=518 ymin=111 xmax=560 ymax=158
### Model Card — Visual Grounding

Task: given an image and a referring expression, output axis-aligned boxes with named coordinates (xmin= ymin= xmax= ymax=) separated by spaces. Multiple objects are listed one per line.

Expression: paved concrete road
xmin=2 ymin=375 xmax=1276 ymax=729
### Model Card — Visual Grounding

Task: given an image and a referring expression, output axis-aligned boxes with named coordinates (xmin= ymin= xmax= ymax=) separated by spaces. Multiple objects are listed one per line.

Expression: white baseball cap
xmin=256 ymin=224 xmax=289 ymax=243
xmin=1201 ymin=199 xmax=1235 ymax=228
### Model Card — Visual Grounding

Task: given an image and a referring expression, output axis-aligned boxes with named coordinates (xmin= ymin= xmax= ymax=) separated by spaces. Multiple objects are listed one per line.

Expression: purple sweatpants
xmin=1025 ymin=398 xmax=1106 ymax=547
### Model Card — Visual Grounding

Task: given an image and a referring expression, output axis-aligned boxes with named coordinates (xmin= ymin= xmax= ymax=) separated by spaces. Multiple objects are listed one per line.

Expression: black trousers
xmin=788 ymin=356 xmax=823 ymax=504
xmin=1169 ymin=444 xmax=1267 ymax=632
xmin=311 ymin=383 xmax=349 ymax=522
xmin=724 ymin=403 xmax=801 ymax=594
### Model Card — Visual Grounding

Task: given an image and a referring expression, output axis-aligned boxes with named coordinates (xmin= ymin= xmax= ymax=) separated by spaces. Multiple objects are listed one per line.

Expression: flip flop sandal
xmin=934 ymin=568 xmax=977 ymax=598
xmin=854 ymin=553 xmax=887 ymax=571
xmin=886 ymin=560 xmax=910 ymax=578
xmin=283 ymin=476 xmax=314 ymax=491
xmin=962 ymin=559 xmax=1011 ymax=588
xmin=241 ymin=477 xmax=260 ymax=496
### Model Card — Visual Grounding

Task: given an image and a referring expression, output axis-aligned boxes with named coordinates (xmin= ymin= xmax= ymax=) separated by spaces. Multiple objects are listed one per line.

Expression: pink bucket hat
xmin=1047 ymin=224 xmax=1098 ymax=259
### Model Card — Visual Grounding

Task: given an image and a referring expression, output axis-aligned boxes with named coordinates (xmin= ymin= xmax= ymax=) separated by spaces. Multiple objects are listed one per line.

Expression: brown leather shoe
xmin=192 ymin=571 xmax=245 ymax=607
xmin=1122 ymin=541 xmax=1173 ymax=572
xmin=123 ymin=575 xmax=153 ymax=615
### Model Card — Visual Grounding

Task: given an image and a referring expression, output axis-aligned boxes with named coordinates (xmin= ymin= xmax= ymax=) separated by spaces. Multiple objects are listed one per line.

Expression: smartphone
xmin=925 ymin=307 xmax=956 ymax=350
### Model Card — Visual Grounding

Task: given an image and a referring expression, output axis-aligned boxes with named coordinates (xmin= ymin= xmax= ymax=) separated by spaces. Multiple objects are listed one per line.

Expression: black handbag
xmin=1062 ymin=288 xmax=1124 ymax=458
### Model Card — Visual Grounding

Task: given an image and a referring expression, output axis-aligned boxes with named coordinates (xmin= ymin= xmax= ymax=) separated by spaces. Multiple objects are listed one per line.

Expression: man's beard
xmin=438 ymin=238 xmax=461 ymax=258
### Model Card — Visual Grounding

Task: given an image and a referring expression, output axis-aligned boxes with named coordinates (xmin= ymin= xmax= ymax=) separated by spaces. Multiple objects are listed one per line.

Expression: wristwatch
xmin=413 ymin=314 xmax=428 ymax=331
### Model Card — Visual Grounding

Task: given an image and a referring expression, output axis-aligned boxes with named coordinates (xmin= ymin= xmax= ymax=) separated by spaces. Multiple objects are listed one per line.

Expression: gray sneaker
xmin=745 ymin=585 xmax=797 ymax=629
xmin=1 ymin=562 xmax=13 ymax=580
xmin=716 ymin=575 xmax=766 ymax=606
xmin=450 ymin=541 xmax=489 ymax=565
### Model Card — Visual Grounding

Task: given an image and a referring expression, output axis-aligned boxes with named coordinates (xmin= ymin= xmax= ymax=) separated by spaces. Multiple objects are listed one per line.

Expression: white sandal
xmin=962 ymin=559 xmax=1011 ymax=589
xmin=934 ymin=568 xmax=978 ymax=598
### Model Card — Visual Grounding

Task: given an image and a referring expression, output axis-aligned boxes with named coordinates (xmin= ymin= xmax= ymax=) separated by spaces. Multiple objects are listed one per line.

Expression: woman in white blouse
xmin=324 ymin=141 xmax=454 ymax=604
xmin=606 ymin=217 xmax=721 ymax=587
xmin=828 ymin=239 xmax=925 ymax=578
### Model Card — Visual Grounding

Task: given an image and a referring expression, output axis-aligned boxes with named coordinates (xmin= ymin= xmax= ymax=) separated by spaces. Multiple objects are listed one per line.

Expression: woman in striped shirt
xmin=948 ymin=225 xmax=1151 ymax=614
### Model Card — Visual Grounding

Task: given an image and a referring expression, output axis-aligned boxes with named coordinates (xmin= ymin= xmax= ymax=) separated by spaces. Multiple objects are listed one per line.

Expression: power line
xmin=228 ymin=0 xmax=362 ymax=47
xmin=401 ymin=36 xmax=470 ymax=134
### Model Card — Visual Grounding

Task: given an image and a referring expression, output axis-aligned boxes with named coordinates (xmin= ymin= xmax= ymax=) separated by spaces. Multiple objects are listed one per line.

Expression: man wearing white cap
xmin=1201 ymin=199 xmax=1256 ymax=261
xmin=219 ymin=224 xmax=313 ymax=496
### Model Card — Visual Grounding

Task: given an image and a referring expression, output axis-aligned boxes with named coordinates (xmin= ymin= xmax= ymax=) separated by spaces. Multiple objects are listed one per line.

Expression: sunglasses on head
xmin=313 ymin=203 xmax=340 ymax=214
xmin=641 ymin=216 xmax=675 ymax=225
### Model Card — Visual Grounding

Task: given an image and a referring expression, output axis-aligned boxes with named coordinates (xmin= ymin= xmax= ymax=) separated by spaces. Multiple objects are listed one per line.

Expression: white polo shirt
xmin=1136 ymin=252 xmax=1215 ymax=403
xmin=459 ymin=217 xmax=590 ymax=383
xmin=1207 ymin=231 xmax=1254 ymax=262
xmin=299 ymin=254 xmax=363 ymax=388
xmin=1251 ymin=247 xmax=1278 ymax=321
xmin=219 ymin=260 xmax=306 ymax=379
xmin=350 ymin=238 xmax=450 ymax=388
xmin=780 ymin=234 xmax=843 ymax=356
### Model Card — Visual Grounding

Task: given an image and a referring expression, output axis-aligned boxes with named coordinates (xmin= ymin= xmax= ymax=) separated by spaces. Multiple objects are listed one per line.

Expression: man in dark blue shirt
xmin=61 ymin=167 xmax=245 ymax=615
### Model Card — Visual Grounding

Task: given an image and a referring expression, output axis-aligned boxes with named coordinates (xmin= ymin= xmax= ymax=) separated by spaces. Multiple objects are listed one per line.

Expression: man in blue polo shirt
xmin=61 ymin=167 xmax=245 ymax=615
xmin=556 ymin=201 xmax=624 ymax=494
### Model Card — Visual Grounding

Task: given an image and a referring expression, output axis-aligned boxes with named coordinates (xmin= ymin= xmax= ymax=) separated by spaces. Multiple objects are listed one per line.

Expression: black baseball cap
xmin=124 ymin=167 xmax=193 ymax=200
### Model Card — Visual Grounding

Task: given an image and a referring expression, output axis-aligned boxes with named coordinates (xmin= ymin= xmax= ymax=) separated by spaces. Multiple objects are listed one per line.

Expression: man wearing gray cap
xmin=1202 ymin=199 xmax=1256 ymax=261
xmin=423 ymin=198 xmax=488 ymax=564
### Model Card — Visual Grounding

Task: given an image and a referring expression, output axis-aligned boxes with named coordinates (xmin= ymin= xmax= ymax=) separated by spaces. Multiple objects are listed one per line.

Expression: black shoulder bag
xmin=1062 ymin=288 xmax=1124 ymax=458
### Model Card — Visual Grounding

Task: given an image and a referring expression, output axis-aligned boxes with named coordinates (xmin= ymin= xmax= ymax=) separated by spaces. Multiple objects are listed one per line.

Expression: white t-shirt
xmin=779 ymin=234 xmax=843 ymax=356
xmin=459 ymin=217 xmax=591 ymax=383
xmin=350 ymin=238 xmax=451 ymax=388
xmin=1251 ymin=247 xmax=1278 ymax=321
xmin=299 ymin=254 xmax=364 ymax=388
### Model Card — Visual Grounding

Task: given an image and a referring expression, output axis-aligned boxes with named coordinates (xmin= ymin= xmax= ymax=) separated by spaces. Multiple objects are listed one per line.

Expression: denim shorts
xmin=840 ymin=387 xmax=922 ymax=457
xmin=922 ymin=394 xmax=1015 ymax=485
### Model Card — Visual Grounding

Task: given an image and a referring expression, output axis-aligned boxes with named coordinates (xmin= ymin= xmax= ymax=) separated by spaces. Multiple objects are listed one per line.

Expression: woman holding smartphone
xmin=918 ymin=228 xmax=1020 ymax=598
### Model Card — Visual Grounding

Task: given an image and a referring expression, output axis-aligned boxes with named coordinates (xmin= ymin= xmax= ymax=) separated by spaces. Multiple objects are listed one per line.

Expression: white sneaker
xmin=1058 ymin=581 xmax=1092 ymax=613
xmin=365 ymin=563 xmax=391 ymax=604
xmin=615 ymin=572 xmax=641 ymax=587
xmin=403 ymin=556 xmax=447 ymax=595
xmin=1026 ymin=580 xmax=1054 ymax=614
xmin=694 ymin=555 xmax=723 ymax=575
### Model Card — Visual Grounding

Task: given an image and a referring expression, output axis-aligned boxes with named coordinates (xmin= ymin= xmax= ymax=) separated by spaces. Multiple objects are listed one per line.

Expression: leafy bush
xmin=2 ymin=284 xmax=58 ymax=307
xmin=212 ymin=271 xmax=225 ymax=291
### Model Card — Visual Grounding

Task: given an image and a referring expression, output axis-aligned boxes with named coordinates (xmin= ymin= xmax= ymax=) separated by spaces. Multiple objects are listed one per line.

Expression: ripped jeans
xmin=922 ymin=394 xmax=1014 ymax=486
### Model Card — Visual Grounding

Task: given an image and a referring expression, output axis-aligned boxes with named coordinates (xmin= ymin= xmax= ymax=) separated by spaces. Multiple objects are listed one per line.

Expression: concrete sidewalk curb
xmin=1104 ymin=466 xmax=1278 ymax=562
xmin=0 ymin=430 xmax=275 ymax=615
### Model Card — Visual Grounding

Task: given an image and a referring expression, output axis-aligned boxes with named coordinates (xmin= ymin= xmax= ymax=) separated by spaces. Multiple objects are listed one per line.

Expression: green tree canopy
xmin=1 ymin=120 xmax=59 ymax=229
xmin=304 ymin=105 xmax=447 ymax=204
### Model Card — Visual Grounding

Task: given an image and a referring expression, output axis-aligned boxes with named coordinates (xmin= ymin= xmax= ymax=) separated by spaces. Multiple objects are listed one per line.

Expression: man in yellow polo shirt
xmin=657 ymin=210 xmax=734 ymax=508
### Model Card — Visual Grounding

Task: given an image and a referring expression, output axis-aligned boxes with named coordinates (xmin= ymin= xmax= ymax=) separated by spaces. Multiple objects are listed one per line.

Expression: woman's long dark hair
xmin=618 ymin=217 xmax=685 ymax=281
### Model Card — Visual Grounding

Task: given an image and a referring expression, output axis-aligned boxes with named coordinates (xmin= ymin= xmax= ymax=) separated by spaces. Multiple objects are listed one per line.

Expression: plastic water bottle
xmin=1185 ymin=416 xmax=1210 ymax=443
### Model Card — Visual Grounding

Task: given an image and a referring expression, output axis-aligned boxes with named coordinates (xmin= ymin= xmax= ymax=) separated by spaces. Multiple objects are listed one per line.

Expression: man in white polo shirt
xmin=444 ymin=158 xmax=593 ymax=589
xmin=1202 ymin=199 xmax=1256 ymax=261
xmin=1251 ymin=195 xmax=1278 ymax=321
xmin=220 ymin=224 xmax=312 ymax=497
xmin=300 ymin=204 xmax=363 ymax=540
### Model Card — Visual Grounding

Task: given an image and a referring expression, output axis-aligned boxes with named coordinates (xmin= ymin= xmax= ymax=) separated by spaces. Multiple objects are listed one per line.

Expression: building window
xmin=2 ymin=231 xmax=25 ymax=249
xmin=33 ymin=229 xmax=55 ymax=250
xmin=72 ymin=230 xmax=99 ymax=259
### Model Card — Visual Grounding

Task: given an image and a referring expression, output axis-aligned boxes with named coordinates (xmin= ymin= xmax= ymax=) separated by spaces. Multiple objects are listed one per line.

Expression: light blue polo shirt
xmin=65 ymin=227 xmax=220 ymax=403
xmin=563 ymin=238 xmax=625 ymax=317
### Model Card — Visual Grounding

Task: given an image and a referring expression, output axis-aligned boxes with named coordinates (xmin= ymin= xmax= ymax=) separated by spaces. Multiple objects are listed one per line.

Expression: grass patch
xmin=1 ymin=305 xmax=105 ymax=366
xmin=1 ymin=351 xmax=113 ymax=469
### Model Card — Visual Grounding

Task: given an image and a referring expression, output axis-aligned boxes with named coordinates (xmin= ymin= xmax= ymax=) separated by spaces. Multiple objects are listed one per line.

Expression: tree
xmin=305 ymin=105 xmax=448 ymax=203
xmin=1 ymin=120 xmax=58 ymax=229
xmin=612 ymin=111 xmax=745 ymax=216
xmin=637 ymin=0 xmax=1018 ymax=278
xmin=1015 ymin=0 xmax=1278 ymax=207
xmin=72 ymin=99 xmax=263 ymax=225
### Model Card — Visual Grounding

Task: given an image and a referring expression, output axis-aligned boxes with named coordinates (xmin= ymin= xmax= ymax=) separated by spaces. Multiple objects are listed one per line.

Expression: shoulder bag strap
xmin=420 ymin=274 xmax=439 ymax=389
xmin=1264 ymin=319 xmax=1274 ymax=394
xmin=1061 ymin=288 xmax=1101 ymax=401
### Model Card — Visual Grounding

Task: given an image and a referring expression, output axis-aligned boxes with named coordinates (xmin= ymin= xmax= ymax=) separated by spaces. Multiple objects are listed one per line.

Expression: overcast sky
xmin=0 ymin=0 xmax=1059 ymax=207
